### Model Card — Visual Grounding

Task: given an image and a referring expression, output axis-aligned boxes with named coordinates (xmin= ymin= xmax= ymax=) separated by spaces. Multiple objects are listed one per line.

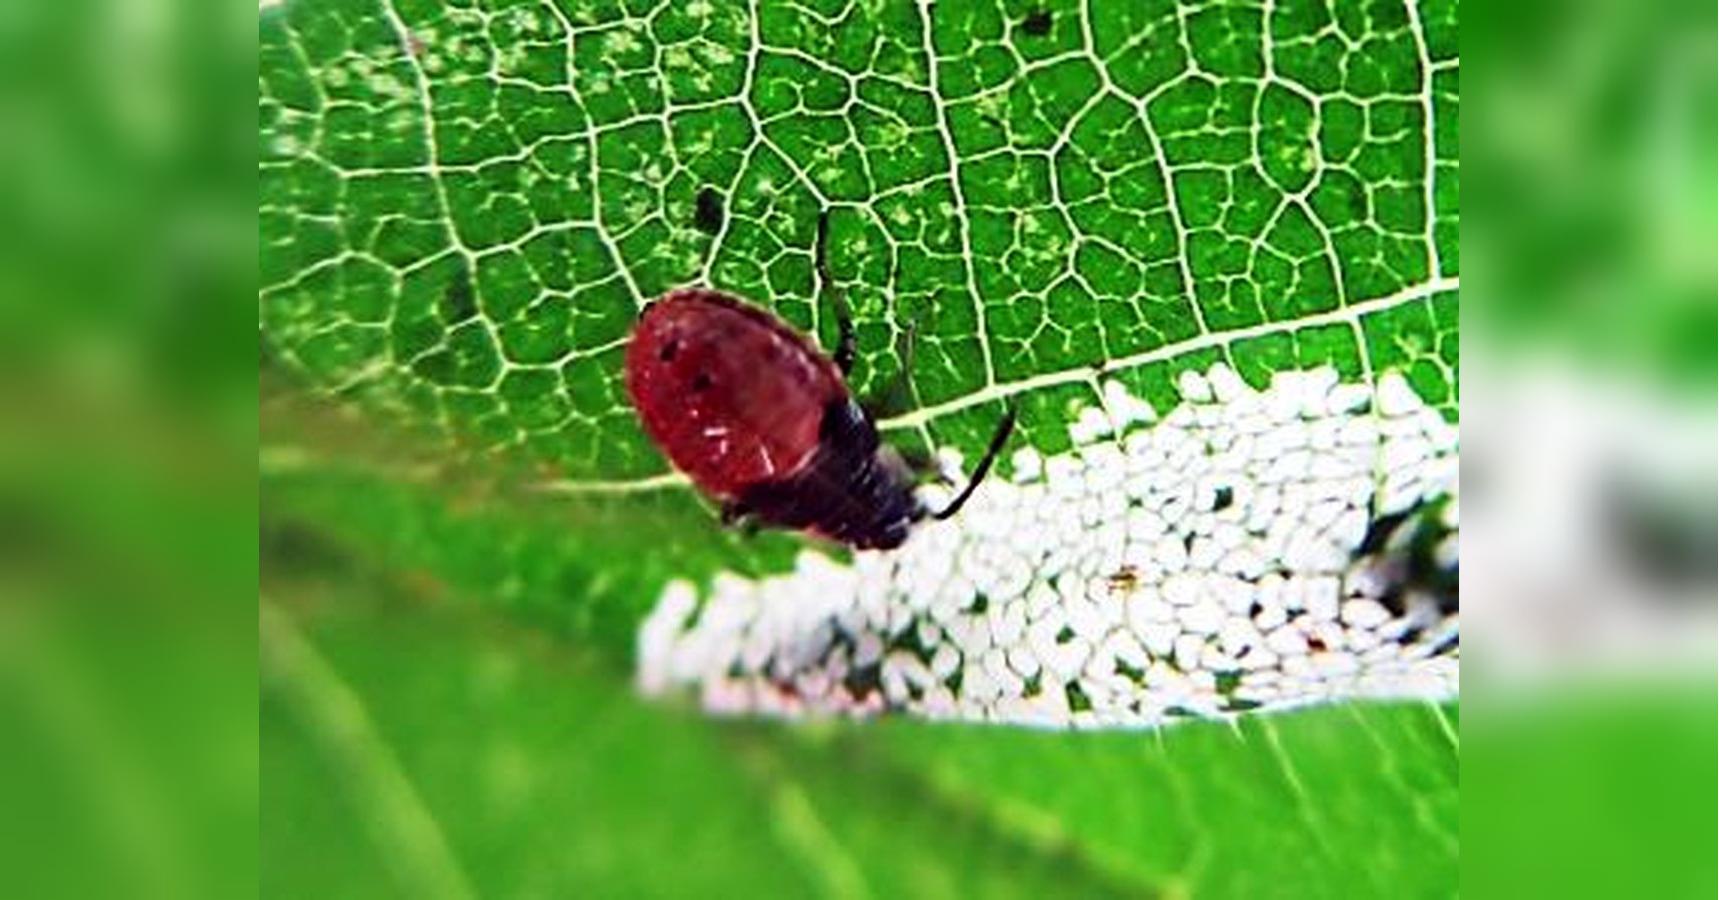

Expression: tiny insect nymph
xmin=624 ymin=213 xmax=1015 ymax=550
xmin=1106 ymin=564 xmax=1142 ymax=595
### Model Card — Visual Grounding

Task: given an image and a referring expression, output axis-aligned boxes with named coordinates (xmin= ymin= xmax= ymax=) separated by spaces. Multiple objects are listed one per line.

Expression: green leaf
xmin=259 ymin=0 xmax=1457 ymax=476
xmin=261 ymin=411 xmax=1457 ymax=893
xmin=261 ymin=0 xmax=1459 ymax=893
xmin=261 ymin=576 xmax=1455 ymax=898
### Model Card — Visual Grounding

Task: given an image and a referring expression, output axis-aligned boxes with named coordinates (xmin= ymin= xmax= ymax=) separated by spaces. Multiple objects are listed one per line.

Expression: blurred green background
xmin=1464 ymin=0 xmax=1715 ymax=897
xmin=0 ymin=0 xmax=254 ymax=896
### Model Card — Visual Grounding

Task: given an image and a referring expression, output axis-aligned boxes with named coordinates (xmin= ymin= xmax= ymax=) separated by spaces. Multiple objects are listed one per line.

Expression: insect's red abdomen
xmin=625 ymin=289 xmax=847 ymax=499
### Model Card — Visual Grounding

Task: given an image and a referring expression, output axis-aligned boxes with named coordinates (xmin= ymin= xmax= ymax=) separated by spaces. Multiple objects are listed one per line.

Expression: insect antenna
xmin=930 ymin=404 xmax=1018 ymax=520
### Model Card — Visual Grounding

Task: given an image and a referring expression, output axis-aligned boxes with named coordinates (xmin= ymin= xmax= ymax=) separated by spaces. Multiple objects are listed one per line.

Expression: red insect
xmin=625 ymin=213 xmax=1015 ymax=550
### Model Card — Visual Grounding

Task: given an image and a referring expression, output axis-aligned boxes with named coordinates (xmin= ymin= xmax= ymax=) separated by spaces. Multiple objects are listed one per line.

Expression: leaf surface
xmin=260 ymin=0 xmax=1460 ymax=893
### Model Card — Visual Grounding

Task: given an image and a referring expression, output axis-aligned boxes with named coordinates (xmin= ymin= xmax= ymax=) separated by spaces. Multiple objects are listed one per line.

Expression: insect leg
xmin=719 ymin=500 xmax=763 ymax=538
xmin=930 ymin=404 xmax=1018 ymax=521
xmin=815 ymin=210 xmax=856 ymax=375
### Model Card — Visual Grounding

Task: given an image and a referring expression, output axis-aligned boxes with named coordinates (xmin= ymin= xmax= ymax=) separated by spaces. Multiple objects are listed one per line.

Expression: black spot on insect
xmin=693 ymin=187 xmax=724 ymax=235
xmin=690 ymin=372 xmax=712 ymax=391
xmin=1055 ymin=625 xmax=1075 ymax=644
xmin=439 ymin=268 xmax=478 ymax=324
xmin=1021 ymin=9 xmax=1053 ymax=36
xmin=658 ymin=339 xmax=680 ymax=362
xmin=1064 ymin=681 xmax=1092 ymax=712
xmin=1212 ymin=485 xmax=1234 ymax=511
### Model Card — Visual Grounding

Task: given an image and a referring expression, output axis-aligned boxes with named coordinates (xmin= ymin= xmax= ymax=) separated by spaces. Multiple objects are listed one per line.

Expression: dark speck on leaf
xmin=693 ymin=187 xmax=724 ymax=235
xmin=1213 ymin=486 xmax=1234 ymax=511
xmin=411 ymin=350 xmax=456 ymax=385
xmin=1344 ymin=183 xmax=1368 ymax=218
xmin=1022 ymin=9 xmax=1052 ymax=36
xmin=439 ymin=270 xmax=477 ymax=324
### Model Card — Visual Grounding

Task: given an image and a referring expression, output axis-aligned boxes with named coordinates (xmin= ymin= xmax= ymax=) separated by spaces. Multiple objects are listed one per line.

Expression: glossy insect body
xmin=625 ymin=288 xmax=1012 ymax=550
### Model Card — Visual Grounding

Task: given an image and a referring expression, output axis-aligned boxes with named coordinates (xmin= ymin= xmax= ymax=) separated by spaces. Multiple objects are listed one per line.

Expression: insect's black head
xmin=856 ymin=515 xmax=914 ymax=551
xmin=856 ymin=406 xmax=1019 ymax=548
xmin=838 ymin=443 xmax=922 ymax=551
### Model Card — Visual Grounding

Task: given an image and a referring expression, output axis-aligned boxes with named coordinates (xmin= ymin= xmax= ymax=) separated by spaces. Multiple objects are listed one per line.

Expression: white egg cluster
xmin=637 ymin=364 xmax=1459 ymax=728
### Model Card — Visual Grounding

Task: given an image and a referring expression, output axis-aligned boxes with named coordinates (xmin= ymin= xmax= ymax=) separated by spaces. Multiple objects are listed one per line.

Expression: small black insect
xmin=693 ymin=187 xmax=724 ymax=235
